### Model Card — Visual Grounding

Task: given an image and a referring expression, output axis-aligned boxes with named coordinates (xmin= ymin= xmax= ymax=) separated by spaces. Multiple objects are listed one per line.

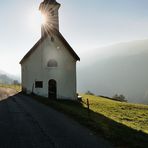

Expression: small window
xmin=47 ymin=59 xmax=58 ymax=67
xmin=35 ymin=81 xmax=43 ymax=88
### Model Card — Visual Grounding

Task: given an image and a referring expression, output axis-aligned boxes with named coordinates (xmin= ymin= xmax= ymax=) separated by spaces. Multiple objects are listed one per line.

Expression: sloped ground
xmin=0 ymin=87 xmax=17 ymax=100
xmin=0 ymin=93 xmax=113 ymax=148
xmin=33 ymin=94 xmax=148 ymax=147
xmin=82 ymin=95 xmax=148 ymax=134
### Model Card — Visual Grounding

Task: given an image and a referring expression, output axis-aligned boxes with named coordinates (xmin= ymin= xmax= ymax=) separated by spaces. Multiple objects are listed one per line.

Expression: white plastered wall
xmin=21 ymin=35 xmax=77 ymax=100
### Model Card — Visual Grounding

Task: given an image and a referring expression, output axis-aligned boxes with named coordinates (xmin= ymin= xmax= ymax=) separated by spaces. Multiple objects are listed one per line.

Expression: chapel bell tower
xmin=39 ymin=0 xmax=61 ymax=36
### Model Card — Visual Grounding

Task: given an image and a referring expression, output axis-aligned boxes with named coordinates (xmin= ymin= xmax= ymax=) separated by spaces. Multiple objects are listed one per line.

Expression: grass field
xmin=32 ymin=94 xmax=148 ymax=148
xmin=82 ymin=94 xmax=148 ymax=134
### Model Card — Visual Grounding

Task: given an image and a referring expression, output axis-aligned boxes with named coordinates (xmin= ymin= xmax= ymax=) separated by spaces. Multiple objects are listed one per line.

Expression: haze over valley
xmin=0 ymin=70 xmax=20 ymax=84
xmin=78 ymin=39 xmax=148 ymax=104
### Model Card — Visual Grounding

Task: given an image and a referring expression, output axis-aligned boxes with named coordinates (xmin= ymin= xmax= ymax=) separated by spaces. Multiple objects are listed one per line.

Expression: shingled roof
xmin=20 ymin=30 xmax=80 ymax=64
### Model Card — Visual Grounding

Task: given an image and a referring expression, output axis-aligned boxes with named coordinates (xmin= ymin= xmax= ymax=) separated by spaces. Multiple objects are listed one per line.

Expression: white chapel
xmin=20 ymin=0 xmax=80 ymax=100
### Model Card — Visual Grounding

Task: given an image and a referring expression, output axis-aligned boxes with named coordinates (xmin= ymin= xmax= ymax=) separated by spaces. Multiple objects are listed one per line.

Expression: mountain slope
xmin=0 ymin=70 xmax=15 ymax=84
xmin=78 ymin=39 xmax=148 ymax=103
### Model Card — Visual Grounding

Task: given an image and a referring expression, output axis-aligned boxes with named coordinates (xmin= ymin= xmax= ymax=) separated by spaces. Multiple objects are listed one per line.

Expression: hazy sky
xmin=0 ymin=0 xmax=148 ymax=76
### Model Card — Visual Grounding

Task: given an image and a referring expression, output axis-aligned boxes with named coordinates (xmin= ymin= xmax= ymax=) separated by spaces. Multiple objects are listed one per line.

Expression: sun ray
xmin=39 ymin=2 xmax=59 ymax=32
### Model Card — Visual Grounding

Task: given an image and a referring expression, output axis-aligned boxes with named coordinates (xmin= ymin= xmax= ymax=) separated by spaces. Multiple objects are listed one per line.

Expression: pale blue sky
xmin=0 ymin=0 xmax=148 ymax=76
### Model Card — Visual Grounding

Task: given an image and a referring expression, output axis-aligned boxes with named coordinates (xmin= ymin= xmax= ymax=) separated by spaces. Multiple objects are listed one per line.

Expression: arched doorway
xmin=48 ymin=79 xmax=57 ymax=99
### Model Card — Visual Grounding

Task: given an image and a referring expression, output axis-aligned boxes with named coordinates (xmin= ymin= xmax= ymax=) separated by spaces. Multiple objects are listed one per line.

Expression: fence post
xmin=87 ymin=98 xmax=90 ymax=118
xmin=87 ymin=99 xmax=90 ymax=110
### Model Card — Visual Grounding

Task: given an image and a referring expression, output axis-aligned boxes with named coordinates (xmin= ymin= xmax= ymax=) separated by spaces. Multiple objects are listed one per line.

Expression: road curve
xmin=0 ymin=93 xmax=113 ymax=148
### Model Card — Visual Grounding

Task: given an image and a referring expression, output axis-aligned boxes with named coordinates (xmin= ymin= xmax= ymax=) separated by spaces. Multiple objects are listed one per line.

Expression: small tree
xmin=113 ymin=94 xmax=119 ymax=99
xmin=113 ymin=94 xmax=127 ymax=102
xmin=85 ymin=90 xmax=94 ymax=95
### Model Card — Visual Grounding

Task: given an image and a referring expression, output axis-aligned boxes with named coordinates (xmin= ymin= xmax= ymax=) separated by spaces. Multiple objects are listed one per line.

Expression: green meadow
xmin=82 ymin=94 xmax=148 ymax=134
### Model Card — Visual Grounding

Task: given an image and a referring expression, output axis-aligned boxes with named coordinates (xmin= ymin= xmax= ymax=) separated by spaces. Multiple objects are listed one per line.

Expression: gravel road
xmin=0 ymin=93 xmax=113 ymax=148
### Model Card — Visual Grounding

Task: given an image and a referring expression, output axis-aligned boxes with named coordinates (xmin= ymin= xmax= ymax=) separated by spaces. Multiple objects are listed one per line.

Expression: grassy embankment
xmin=0 ymin=84 xmax=21 ymax=92
xmin=32 ymin=94 xmax=148 ymax=148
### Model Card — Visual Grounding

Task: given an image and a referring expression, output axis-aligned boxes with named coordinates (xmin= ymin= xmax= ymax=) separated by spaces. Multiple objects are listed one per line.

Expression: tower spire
xmin=39 ymin=0 xmax=60 ymax=37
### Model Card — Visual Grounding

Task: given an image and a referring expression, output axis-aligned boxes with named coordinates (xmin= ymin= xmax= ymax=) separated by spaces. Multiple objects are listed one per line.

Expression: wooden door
xmin=48 ymin=79 xmax=57 ymax=99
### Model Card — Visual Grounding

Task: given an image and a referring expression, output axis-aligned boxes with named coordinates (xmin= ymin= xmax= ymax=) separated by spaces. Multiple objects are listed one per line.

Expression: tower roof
xmin=41 ymin=0 xmax=60 ymax=5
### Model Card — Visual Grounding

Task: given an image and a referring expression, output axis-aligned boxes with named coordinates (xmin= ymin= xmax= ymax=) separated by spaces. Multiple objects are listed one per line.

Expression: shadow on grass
xmin=29 ymin=94 xmax=148 ymax=148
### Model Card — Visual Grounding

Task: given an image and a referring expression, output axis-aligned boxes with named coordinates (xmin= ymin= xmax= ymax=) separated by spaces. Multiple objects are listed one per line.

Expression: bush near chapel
xmin=85 ymin=90 xmax=94 ymax=95
xmin=112 ymin=94 xmax=127 ymax=102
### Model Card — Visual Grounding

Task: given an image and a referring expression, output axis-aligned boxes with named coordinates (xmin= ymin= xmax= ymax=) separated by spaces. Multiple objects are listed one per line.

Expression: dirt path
xmin=0 ymin=87 xmax=17 ymax=101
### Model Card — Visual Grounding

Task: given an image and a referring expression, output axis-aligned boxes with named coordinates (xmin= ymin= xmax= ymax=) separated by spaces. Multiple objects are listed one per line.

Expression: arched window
xmin=47 ymin=59 xmax=58 ymax=67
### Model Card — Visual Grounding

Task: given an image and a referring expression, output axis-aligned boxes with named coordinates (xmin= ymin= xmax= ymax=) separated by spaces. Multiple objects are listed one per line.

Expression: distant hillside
xmin=0 ymin=70 xmax=19 ymax=84
xmin=0 ymin=74 xmax=13 ymax=84
xmin=78 ymin=39 xmax=148 ymax=104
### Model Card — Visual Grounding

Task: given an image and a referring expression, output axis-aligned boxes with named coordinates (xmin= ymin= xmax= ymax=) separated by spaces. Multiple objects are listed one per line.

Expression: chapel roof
xmin=20 ymin=29 xmax=80 ymax=64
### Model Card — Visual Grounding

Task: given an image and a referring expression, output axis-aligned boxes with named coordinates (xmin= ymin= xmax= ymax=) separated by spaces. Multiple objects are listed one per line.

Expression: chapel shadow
xmin=29 ymin=94 xmax=148 ymax=148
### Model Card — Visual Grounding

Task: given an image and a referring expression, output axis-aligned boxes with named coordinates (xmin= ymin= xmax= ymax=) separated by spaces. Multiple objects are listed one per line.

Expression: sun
xmin=41 ymin=13 xmax=47 ymax=25
xmin=29 ymin=8 xmax=48 ymax=30
xmin=36 ymin=11 xmax=47 ymax=26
